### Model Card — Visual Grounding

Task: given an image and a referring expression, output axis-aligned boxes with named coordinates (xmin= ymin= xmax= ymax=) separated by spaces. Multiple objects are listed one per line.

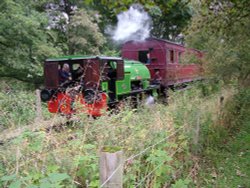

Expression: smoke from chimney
xmin=105 ymin=4 xmax=152 ymax=43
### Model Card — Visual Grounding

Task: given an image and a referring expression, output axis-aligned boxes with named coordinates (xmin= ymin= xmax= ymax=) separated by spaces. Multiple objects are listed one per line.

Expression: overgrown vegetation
xmin=1 ymin=80 xmax=244 ymax=187
xmin=0 ymin=79 xmax=51 ymax=130
xmin=184 ymin=1 xmax=250 ymax=186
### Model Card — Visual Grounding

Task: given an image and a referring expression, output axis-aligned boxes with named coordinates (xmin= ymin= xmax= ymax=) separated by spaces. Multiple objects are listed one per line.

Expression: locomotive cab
xmin=41 ymin=56 xmax=124 ymax=116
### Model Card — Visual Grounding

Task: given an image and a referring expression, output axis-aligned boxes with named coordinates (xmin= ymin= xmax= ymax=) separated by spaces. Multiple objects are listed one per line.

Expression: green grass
xmin=198 ymin=122 xmax=250 ymax=188
xmin=197 ymin=88 xmax=250 ymax=188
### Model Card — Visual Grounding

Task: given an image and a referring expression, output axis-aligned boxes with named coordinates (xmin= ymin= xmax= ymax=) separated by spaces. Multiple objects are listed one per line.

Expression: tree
xmin=0 ymin=0 xmax=61 ymax=85
xmin=45 ymin=1 xmax=105 ymax=55
xmin=67 ymin=9 xmax=106 ymax=55
xmin=0 ymin=0 xmax=106 ymax=85
xmin=149 ymin=0 xmax=192 ymax=41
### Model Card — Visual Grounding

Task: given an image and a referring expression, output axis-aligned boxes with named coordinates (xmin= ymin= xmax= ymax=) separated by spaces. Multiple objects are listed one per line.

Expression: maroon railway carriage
xmin=122 ymin=37 xmax=203 ymax=88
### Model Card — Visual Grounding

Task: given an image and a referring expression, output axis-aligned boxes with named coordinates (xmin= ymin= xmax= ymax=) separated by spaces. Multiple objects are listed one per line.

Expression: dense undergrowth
xmin=0 ymin=80 xmax=249 ymax=187
xmin=0 ymin=80 xmax=51 ymax=131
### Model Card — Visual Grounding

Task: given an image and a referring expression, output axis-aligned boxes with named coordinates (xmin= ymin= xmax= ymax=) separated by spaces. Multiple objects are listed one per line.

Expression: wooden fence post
xmin=35 ymin=89 xmax=43 ymax=121
xmin=100 ymin=150 xmax=124 ymax=188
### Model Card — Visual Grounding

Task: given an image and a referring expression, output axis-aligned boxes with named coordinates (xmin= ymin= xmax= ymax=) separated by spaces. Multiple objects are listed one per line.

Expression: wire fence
xmin=125 ymin=127 xmax=183 ymax=162
xmin=100 ymin=126 xmax=184 ymax=187
xmin=134 ymin=147 xmax=184 ymax=188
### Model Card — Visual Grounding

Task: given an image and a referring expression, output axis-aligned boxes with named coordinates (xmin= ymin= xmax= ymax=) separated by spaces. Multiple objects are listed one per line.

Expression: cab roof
xmin=46 ymin=55 xmax=123 ymax=62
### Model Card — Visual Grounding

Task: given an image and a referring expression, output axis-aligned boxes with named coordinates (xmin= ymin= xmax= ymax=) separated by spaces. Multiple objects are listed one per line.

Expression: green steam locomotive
xmin=40 ymin=56 xmax=159 ymax=116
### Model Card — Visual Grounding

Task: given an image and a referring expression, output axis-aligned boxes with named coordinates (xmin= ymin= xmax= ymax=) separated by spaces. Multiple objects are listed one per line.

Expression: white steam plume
xmin=106 ymin=4 xmax=152 ymax=43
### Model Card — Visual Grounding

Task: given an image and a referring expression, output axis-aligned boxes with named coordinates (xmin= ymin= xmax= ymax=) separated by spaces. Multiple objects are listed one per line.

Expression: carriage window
xmin=139 ymin=51 xmax=150 ymax=64
xmin=169 ymin=50 xmax=174 ymax=63
xmin=178 ymin=52 xmax=182 ymax=64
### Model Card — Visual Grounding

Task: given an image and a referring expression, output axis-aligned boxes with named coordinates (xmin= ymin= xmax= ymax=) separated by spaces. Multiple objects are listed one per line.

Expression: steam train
xmin=40 ymin=37 xmax=203 ymax=116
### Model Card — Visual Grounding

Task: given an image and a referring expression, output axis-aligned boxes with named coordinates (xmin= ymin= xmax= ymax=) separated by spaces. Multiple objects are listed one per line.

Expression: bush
xmin=0 ymin=79 xmax=51 ymax=130
xmin=222 ymin=88 xmax=250 ymax=130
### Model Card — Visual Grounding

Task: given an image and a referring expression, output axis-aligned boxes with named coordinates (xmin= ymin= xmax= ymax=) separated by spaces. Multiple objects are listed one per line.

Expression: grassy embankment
xmin=0 ymin=79 xmax=249 ymax=187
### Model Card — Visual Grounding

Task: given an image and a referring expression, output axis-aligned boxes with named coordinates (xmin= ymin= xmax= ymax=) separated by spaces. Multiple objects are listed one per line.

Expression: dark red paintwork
xmin=121 ymin=37 xmax=203 ymax=87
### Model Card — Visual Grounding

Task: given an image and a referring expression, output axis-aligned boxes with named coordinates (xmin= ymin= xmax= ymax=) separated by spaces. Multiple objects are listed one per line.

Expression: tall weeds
xmin=0 ymin=83 xmax=235 ymax=187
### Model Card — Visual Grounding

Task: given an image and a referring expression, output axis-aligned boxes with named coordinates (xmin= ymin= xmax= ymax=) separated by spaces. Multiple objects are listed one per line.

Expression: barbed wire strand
xmin=134 ymin=147 xmax=183 ymax=188
xmin=100 ymin=164 xmax=123 ymax=188
xmin=125 ymin=126 xmax=183 ymax=162
xmin=100 ymin=127 xmax=183 ymax=187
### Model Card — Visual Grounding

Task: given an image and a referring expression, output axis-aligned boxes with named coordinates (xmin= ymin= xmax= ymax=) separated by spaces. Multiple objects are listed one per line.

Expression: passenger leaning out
xmin=59 ymin=63 xmax=72 ymax=84
xmin=152 ymin=69 xmax=162 ymax=85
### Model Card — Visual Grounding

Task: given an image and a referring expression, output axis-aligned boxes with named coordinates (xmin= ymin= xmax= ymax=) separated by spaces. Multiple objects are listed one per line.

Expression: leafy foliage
xmin=68 ymin=9 xmax=106 ymax=55
xmin=0 ymin=0 xmax=61 ymax=85
xmin=196 ymin=89 xmax=250 ymax=187
xmin=172 ymin=179 xmax=191 ymax=188
xmin=0 ymin=172 xmax=71 ymax=188
xmin=149 ymin=0 xmax=192 ymax=41
xmin=183 ymin=2 xmax=250 ymax=186
xmin=0 ymin=0 xmax=106 ymax=85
